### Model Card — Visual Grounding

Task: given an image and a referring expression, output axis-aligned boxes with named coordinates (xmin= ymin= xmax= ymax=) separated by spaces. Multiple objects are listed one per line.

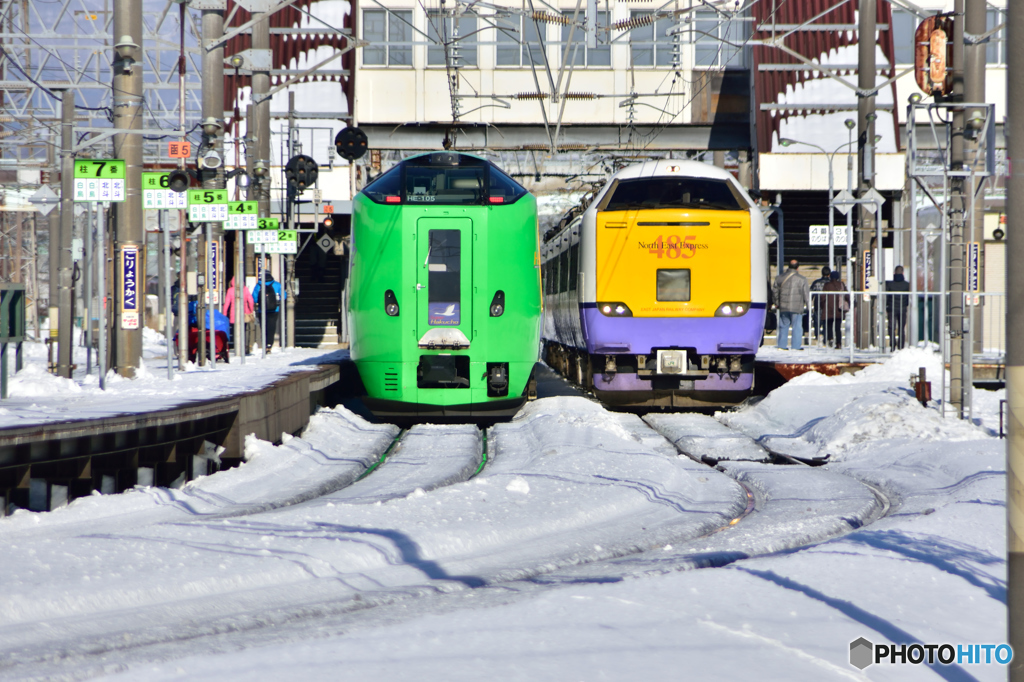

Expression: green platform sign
xmin=141 ymin=172 xmax=188 ymax=210
xmin=226 ymin=201 xmax=259 ymax=230
xmin=187 ymin=189 xmax=229 ymax=222
xmin=73 ymin=159 xmax=126 ymax=202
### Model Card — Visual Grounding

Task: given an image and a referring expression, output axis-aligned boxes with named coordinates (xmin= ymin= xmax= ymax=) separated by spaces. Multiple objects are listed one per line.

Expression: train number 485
xmin=649 ymin=235 xmax=696 ymax=259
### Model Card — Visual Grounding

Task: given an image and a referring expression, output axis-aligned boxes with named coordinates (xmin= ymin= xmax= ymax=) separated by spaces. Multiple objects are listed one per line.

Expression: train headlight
xmin=714 ymin=302 xmax=750 ymax=317
xmin=490 ymin=290 xmax=505 ymax=317
xmin=598 ymin=302 xmax=632 ymax=317
xmin=385 ymin=289 xmax=400 ymax=316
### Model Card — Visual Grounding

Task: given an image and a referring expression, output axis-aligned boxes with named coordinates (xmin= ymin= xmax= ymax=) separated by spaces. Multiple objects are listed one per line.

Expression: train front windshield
xmin=361 ymin=155 xmax=527 ymax=206
xmin=603 ymin=177 xmax=749 ymax=212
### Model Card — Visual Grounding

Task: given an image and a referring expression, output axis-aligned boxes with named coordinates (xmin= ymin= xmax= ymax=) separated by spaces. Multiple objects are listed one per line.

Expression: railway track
xmin=0 ymin=399 xmax=896 ymax=680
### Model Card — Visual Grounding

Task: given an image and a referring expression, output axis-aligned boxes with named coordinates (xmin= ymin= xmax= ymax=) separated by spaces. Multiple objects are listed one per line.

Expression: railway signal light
xmin=322 ymin=215 xmax=334 ymax=230
xmin=334 ymin=126 xmax=368 ymax=161
xmin=167 ymin=169 xmax=190 ymax=193
xmin=285 ymin=154 xmax=319 ymax=193
xmin=914 ymin=14 xmax=953 ymax=96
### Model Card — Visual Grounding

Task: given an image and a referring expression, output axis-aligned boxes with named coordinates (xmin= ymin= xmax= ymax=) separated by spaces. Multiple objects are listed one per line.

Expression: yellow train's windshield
xmin=602 ymin=177 xmax=749 ymax=212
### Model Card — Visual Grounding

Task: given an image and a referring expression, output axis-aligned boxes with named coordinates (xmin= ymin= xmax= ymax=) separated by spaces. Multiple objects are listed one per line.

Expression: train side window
xmin=559 ymin=249 xmax=570 ymax=293
xmin=568 ymin=243 xmax=579 ymax=292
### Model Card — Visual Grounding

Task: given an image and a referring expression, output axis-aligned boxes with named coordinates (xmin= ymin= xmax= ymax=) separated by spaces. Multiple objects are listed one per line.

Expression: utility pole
xmin=201 ymin=1 xmax=225 ymax=364
xmin=856 ymin=0 xmax=877 ymax=349
xmin=176 ymin=1 xmax=189 ymax=370
xmin=947 ymin=0 xmax=968 ymax=417
xmin=251 ymin=7 xmax=272 ymax=355
xmin=965 ymin=0 xmax=987 ymax=355
xmin=56 ymin=87 xmax=74 ymax=379
xmin=286 ymin=92 xmax=296 ymax=349
xmin=112 ymin=0 xmax=143 ymax=378
xmin=1006 ymin=4 xmax=1024 ymax=679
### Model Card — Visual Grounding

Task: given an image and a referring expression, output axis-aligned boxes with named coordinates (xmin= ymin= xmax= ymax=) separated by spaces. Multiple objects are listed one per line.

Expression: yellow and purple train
xmin=542 ymin=160 xmax=767 ymax=408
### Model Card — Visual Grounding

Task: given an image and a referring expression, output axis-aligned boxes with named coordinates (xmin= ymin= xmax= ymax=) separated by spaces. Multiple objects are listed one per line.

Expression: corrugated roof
xmin=752 ymin=0 xmax=898 ymax=153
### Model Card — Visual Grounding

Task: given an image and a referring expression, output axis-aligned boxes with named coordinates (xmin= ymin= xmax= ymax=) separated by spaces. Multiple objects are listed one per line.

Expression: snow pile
xmin=723 ymin=347 xmax=993 ymax=459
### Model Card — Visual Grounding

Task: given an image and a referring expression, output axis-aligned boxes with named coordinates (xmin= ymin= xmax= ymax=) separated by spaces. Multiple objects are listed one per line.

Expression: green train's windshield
xmin=361 ymin=155 xmax=528 ymax=206
xmin=602 ymin=177 xmax=749 ymax=212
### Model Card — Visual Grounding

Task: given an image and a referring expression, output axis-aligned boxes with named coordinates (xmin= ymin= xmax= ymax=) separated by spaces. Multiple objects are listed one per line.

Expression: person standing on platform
xmin=810 ymin=265 xmax=831 ymax=344
xmin=822 ymin=271 xmax=849 ymax=349
xmin=253 ymin=272 xmax=284 ymax=352
xmin=223 ymin=277 xmax=255 ymax=353
xmin=885 ymin=265 xmax=911 ymax=351
xmin=773 ymin=259 xmax=810 ymax=350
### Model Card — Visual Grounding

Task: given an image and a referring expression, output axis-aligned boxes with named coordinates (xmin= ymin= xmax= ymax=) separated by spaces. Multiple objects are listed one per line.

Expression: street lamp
xmin=778 ymin=133 xmax=857 ymax=270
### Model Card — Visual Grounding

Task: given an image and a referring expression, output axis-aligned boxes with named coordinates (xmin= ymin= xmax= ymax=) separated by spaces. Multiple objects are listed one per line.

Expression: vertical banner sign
xmin=207 ymin=240 xmax=219 ymax=305
xmin=968 ymin=242 xmax=980 ymax=292
xmin=863 ymin=249 xmax=873 ymax=297
xmin=120 ymin=245 xmax=140 ymax=330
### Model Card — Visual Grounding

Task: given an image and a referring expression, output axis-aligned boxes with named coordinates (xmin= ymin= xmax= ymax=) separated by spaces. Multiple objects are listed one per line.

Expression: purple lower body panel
xmin=591 ymin=370 xmax=754 ymax=392
xmin=580 ymin=304 xmax=766 ymax=356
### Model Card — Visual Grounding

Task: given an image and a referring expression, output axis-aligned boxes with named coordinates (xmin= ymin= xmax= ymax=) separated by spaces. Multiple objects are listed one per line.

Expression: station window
xmin=629 ymin=12 xmax=675 ymax=67
xmin=693 ymin=9 xmax=748 ymax=68
xmin=363 ymin=9 xmax=413 ymax=66
xmin=891 ymin=9 xmax=916 ymax=65
xmin=560 ymin=11 xmax=610 ymax=67
xmin=427 ymin=11 xmax=478 ymax=67
xmin=987 ymin=9 xmax=1006 ymax=66
xmin=496 ymin=15 xmax=545 ymax=67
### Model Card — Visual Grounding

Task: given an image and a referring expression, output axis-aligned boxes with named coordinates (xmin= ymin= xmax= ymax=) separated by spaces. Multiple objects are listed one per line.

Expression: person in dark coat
xmin=253 ymin=272 xmax=285 ymax=352
xmin=810 ymin=266 xmax=831 ymax=343
xmin=885 ymin=265 xmax=911 ymax=351
xmin=822 ymin=271 xmax=849 ymax=349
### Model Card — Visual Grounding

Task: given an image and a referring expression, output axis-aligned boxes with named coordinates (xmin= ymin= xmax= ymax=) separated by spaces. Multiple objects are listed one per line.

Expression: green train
xmin=348 ymin=152 xmax=541 ymax=418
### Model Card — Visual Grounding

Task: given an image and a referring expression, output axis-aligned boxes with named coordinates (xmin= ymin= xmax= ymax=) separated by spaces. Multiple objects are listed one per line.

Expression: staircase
xmin=292 ymin=244 xmax=344 ymax=348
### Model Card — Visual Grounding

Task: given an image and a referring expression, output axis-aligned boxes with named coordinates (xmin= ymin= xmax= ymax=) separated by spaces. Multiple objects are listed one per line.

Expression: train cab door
xmin=415 ymin=218 xmax=473 ymax=353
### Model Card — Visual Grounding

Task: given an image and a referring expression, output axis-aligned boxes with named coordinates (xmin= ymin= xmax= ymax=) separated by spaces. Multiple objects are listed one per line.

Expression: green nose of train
xmin=348 ymin=152 xmax=542 ymax=418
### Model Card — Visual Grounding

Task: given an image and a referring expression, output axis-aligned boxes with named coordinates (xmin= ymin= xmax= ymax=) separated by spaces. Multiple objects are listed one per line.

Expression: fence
xmin=769 ymin=290 xmax=1007 ymax=363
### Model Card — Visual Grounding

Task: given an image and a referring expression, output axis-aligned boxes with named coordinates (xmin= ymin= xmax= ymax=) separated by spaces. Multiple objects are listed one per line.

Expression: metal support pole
xmin=1005 ymin=5 xmax=1024 ymax=674
xmin=97 ymin=204 xmax=107 ymax=390
xmin=176 ymin=1 xmax=189 ymax=370
xmin=163 ymin=211 xmax=174 ymax=379
xmin=57 ymin=88 xmax=74 ymax=379
xmin=112 ymin=0 xmax=143 ymax=378
xmin=207 ymin=222 xmax=215 ymax=364
xmin=85 ymin=203 xmax=93 ymax=376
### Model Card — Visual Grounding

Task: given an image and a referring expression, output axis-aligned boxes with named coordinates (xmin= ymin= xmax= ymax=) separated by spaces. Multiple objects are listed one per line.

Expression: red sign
xmin=322 ymin=204 xmax=334 ymax=213
xmin=168 ymin=141 xmax=192 ymax=158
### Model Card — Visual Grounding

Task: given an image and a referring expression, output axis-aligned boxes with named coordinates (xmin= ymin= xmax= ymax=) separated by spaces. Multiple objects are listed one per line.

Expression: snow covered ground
xmin=0 ymin=344 xmax=1008 ymax=681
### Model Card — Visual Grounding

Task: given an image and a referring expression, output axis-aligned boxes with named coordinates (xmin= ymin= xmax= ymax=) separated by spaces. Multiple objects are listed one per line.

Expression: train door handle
xmin=416 ymin=284 xmax=425 ymax=290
